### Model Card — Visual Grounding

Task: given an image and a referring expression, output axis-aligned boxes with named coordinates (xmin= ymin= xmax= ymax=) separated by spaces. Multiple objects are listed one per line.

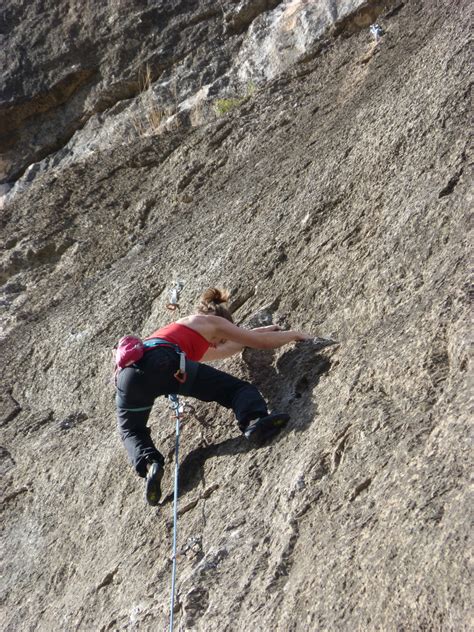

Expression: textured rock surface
xmin=1 ymin=1 xmax=472 ymax=630
xmin=1 ymin=0 xmax=222 ymax=183
xmin=2 ymin=0 xmax=373 ymax=191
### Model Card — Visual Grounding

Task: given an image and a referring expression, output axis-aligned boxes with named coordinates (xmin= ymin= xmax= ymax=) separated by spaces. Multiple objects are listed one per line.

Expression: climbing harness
xmin=167 ymin=280 xmax=184 ymax=311
xmin=113 ymin=336 xmax=188 ymax=386
xmin=168 ymin=393 xmax=184 ymax=632
xmin=144 ymin=338 xmax=188 ymax=384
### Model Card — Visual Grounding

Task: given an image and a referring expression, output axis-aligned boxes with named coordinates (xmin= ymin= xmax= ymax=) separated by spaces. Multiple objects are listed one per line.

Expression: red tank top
xmin=146 ymin=322 xmax=211 ymax=361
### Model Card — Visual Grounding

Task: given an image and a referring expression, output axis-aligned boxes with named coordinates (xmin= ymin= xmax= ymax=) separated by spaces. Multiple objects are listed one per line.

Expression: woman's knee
xmin=116 ymin=408 xmax=151 ymax=435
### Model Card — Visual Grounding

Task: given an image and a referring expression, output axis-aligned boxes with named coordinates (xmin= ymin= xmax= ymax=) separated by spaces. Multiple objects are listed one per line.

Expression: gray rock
xmin=0 ymin=1 xmax=471 ymax=631
xmin=2 ymin=0 xmax=375 ymax=193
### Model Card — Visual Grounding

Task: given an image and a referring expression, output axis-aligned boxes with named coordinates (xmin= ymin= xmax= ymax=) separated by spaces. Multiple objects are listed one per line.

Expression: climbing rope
xmin=167 ymin=281 xmax=185 ymax=630
xmin=168 ymin=393 xmax=183 ymax=632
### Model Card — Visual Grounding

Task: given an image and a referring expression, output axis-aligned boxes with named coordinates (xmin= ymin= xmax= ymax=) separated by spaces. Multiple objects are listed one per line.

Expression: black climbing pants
xmin=116 ymin=347 xmax=268 ymax=477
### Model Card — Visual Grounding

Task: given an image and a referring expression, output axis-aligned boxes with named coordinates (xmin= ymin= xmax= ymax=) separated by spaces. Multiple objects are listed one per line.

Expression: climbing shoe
xmin=244 ymin=413 xmax=290 ymax=446
xmin=145 ymin=462 xmax=164 ymax=506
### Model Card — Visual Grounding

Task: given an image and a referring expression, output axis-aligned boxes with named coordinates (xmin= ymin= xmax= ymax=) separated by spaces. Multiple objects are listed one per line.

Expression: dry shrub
xmin=131 ymin=65 xmax=165 ymax=136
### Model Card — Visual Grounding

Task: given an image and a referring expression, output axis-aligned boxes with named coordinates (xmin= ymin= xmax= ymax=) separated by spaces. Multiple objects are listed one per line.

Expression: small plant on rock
xmin=213 ymin=82 xmax=257 ymax=116
xmin=132 ymin=65 xmax=166 ymax=136
xmin=214 ymin=97 xmax=246 ymax=116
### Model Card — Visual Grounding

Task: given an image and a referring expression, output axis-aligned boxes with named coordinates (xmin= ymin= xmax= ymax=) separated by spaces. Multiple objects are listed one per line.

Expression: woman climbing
xmin=115 ymin=288 xmax=312 ymax=506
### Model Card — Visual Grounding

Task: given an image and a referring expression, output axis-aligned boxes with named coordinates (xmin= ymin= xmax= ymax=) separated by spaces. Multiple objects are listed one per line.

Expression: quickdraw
xmin=174 ymin=350 xmax=187 ymax=384
xmin=167 ymin=280 xmax=184 ymax=311
xmin=143 ymin=337 xmax=188 ymax=384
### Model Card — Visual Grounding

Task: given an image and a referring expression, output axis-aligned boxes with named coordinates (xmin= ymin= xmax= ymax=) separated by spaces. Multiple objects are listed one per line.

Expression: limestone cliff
xmin=1 ymin=1 xmax=471 ymax=630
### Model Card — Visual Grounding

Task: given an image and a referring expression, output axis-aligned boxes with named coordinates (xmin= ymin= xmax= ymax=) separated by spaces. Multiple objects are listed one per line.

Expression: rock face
xmin=1 ymin=1 xmax=472 ymax=631
xmin=2 ymin=0 xmax=375 ymax=193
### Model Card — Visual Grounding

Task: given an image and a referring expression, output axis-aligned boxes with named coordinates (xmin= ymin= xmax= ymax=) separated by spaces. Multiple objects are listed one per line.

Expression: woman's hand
xmin=291 ymin=331 xmax=313 ymax=341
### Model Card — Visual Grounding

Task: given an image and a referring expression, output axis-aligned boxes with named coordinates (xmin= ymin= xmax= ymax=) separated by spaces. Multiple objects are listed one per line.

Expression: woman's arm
xmin=201 ymin=340 xmax=244 ymax=361
xmin=249 ymin=324 xmax=282 ymax=333
xmin=201 ymin=326 xmax=285 ymax=361
xmin=211 ymin=316 xmax=312 ymax=350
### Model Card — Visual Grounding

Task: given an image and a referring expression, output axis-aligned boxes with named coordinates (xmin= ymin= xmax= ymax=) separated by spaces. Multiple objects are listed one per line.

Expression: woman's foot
xmin=145 ymin=462 xmax=164 ymax=506
xmin=244 ymin=413 xmax=290 ymax=445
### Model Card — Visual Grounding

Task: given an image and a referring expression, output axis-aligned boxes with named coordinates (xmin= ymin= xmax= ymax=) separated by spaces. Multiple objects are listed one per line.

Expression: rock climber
xmin=115 ymin=287 xmax=312 ymax=506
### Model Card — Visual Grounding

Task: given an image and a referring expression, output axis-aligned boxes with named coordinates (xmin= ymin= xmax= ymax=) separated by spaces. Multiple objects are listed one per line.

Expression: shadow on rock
xmin=242 ymin=341 xmax=332 ymax=435
xmin=163 ymin=435 xmax=252 ymax=501
xmin=170 ymin=343 xmax=333 ymax=500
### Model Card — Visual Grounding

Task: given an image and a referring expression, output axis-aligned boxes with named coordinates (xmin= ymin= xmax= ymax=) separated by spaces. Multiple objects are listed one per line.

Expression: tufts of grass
xmin=214 ymin=97 xmax=246 ymax=116
xmin=131 ymin=65 xmax=166 ymax=136
xmin=213 ymin=82 xmax=257 ymax=116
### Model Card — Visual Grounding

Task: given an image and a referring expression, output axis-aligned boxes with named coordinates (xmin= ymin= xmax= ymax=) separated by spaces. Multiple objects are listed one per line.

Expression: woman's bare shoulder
xmin=182 ymin=314 xmax=227 ymax=326
xmin=179 ymin=314 xmax=213 ymax=326
xmin=178 ymin=314 xmax=222 ymax=336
